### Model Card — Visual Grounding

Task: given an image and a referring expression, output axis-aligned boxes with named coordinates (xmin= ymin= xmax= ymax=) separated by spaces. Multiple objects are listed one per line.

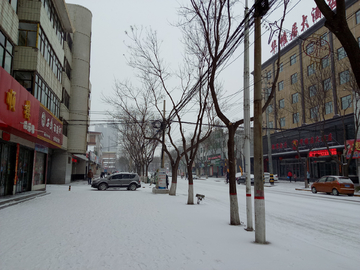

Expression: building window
xmin=40 ymin=0 xmax=64 ymax=45
xmin=290 ymin=54 xmax=297 ymax=65
xmin=279 ymin=63 xmax=283 ymax=72
xmin=62 ymin=88 xmax=70 ymax=109
xmin=8 ymin=0 xmax=18 ymax=12
xmin=14 ymin=71 xmax=34 ymax=93
xmin=310 ymin=106 xmax=319 ymax=119
xmin=356 ymin=10 xmax=360 ymax=24
xmin=268 ymin=104 xmax=273 ymax=113
xmin=292 ymin=93 xmax=299 ymax=104
xmin=325 ymin=101 xmax=333 ymax=114
xmin=307 ymin=63 xmax=315 ymax=76
xmin=18 ymin=22 xmax=38 ymax=47
xmin=34 ymin=74 xmax=60 ymax=118
xmin=291 ymin=73 xmax=298 ymax=84
xmin=62 ymin=120 xmax=68 ymax=137
xmin=309 ymin=85 xmax=317 ymax=97
xmin=279 ymin=99 xmax=285 ymax=109
xmin=341 ymin=95 xmax=352 ymax=110
xmin=339 ymin=70 xmax=350 ymax=85
xmin=306 ymin=43 xmax=314 ymax=55
xmin=321 ymin=56 xmax=329 ymax=68
xmin=280 ymin=117 xmax=285 ymax=127
xmin=323 ymin=78 xmax=332 ymax=91
xmin=278 ymin=81 xmax=284 ymax=91
xmin=320 ymin=32 xmax=328 ymax=46
xmin=293 ymin=113 xmax=299 ymax=124
xmin=38 ymin=27 xmax=62 ymax=82
xmin=268 ymin=121 xmax=273 ymax=129
xmin=264 ymin=87 xmax=271 ymax=99
xmin=266 ymin=71 xmax=271 ymax=80
xmin=337 ymin=47 xmax=347 ymax=60
xmin=0 ymin=30 xmax=14 ymax=74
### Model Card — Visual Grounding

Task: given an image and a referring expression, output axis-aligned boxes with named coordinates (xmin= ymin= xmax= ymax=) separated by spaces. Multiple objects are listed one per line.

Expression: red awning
xmin=0 ymin=119 xmax=8 ymax=128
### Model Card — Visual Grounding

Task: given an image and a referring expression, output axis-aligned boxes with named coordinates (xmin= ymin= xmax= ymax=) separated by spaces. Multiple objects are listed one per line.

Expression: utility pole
xmin=253 ymin=0 xmax=269 ymax=244
xmin=243 ymin=0 xmax=253 ymax=232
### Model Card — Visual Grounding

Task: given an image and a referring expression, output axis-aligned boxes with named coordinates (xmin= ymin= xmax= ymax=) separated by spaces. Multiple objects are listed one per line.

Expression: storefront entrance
xmin=15 ymin=146 xmax=33 ymax=194
xmin=0 ymin=142 xmax=16 ymax=196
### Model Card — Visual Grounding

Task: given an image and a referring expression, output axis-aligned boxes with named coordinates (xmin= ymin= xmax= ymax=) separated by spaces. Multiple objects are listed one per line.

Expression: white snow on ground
xmin=0 ymin=178 xmax=359 ymax=270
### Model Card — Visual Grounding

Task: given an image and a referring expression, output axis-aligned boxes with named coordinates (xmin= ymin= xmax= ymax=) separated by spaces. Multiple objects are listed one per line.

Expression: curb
xmin=0 ymin=191 xmax=50 ymax=210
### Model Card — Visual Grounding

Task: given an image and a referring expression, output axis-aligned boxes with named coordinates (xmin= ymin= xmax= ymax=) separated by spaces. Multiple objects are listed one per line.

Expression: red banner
xmin=0 ymin=67 xmax=39 ymax=137
xmin=37 ymin=105 xmax=63 ymax=148
xmin=346 ymin=139 xmax=360 ymax=159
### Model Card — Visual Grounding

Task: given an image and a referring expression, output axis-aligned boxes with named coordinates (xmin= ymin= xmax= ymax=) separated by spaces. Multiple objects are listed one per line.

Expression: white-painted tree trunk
xmin=230 ymin=194 xmax=240 ymax=225
xmin=187 ymin=184 xmax=194 ymax=204
xmin=254 ymin=198 xmax=266 ymax=243
xmin=169 ymin=182 xmax=177 ymax=196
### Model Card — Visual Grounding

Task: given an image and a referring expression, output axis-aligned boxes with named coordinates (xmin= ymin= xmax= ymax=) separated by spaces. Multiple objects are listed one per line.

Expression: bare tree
xmin=314 ymin=0 xmax=360 ymax=89
xmin=119 ymin=26 xmax=215 ymax=199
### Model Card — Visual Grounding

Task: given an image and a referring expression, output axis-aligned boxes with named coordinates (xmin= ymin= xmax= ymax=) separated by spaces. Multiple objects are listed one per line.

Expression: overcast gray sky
xmin=66 ymin=0 xmax=319 ymax=133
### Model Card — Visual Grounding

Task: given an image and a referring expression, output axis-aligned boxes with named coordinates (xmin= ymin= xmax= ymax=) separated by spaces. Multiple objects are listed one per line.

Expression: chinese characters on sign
xmin=272 ymin=133 xmax=332 ymax=151
xmin=268 ymin=0 xmax=336 ymax=54
xmin=37 ymin=105 xmax=63 ymax=146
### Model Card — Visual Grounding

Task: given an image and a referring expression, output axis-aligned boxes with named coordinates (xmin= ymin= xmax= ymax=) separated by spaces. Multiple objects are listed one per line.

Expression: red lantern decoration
xmin=279 ymin=157 xmax=283 ymax=161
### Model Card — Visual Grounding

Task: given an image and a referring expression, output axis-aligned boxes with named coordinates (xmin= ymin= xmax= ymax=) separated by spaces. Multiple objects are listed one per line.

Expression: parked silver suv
xmin=91 ymin=172 xmax=141 ymax=191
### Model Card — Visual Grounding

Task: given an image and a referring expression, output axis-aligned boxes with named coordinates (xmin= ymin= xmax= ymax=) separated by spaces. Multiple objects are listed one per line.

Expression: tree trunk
xmin=169 ymin=165 xmax=179 ymax=196
xmin=187 ymin=178 xmax=194 ymax=205
xmin=228 ymin=126 xmax=240 ymax=225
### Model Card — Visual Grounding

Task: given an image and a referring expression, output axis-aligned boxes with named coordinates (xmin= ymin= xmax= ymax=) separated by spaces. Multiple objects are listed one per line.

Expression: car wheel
xmin=98 ymin=183 xmax=108 ymax=191
xmin=128 ymin=183 xmax=137 ymax=191
xmin=311 ymin=187 xmax=317 ymax=193
xmin=332 ymin=188 xmax=339 ymax=196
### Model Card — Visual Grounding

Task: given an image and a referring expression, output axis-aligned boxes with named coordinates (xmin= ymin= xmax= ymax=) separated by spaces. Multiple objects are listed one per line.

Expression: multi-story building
xmin=261 ymin=0 xmax=359 ymax=181
xmin=87 ymin=131 xmax=103 ymax=175
xmin=0 ymin=0 xmax=92 ymax=196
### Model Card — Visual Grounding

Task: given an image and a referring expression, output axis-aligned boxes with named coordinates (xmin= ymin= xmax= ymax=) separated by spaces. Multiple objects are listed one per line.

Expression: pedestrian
xmin=87 ymin=169 xmax=93 ymax=185
xmin=226 ymin=171 xmax=229 ymax=184
xmin=166 ymin=174 xmax=169 ymax=189
xmin=294 ymin=173 xmax=297 ymax=182
xmin=288 ymin=171 xmax=292 ymax=182
xmin=307 ymin=170 xmax=310 ymax=183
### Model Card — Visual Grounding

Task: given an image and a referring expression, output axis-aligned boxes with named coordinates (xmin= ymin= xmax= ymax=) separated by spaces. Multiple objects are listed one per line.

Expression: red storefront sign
xmin=309 ymin=148 xmax=337 ymax=157
xmin=345 ymin=139 xmax=360 ymax=159
xmin=0 ymin=67 xmax=39 ymax=137
xmin=37 ymin=105 xmax=63 ymax=148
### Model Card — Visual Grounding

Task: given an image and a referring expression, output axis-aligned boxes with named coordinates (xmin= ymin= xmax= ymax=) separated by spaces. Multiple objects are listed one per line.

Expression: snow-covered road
xmin=0 ymin=178 xmax=359 ymax=270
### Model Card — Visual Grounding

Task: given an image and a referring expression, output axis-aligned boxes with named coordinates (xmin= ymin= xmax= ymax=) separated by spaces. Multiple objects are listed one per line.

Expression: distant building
xmin=93 ymin=124 xmax=119 ymax=152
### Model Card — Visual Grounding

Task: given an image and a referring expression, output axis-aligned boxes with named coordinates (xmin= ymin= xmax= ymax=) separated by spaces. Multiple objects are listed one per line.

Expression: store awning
xmin=0 ymin=119 xmax=8 ymax=128
xmin=74 ymin=154 xmax=88 ymax=161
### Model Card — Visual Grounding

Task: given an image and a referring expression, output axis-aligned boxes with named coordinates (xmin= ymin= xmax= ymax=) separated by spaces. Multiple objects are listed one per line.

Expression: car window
xmin=318 ymin=177 xmax=327 ymax=183
xmin=326 ymin=177 xmax=335 ymax=182
xmin=129 ymin=174 xmax=136 ymax=179
xmin=337 ymin=177 xmax=353 ymax=184
xmin=112 ymin=174 xmax=122 ymax=179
